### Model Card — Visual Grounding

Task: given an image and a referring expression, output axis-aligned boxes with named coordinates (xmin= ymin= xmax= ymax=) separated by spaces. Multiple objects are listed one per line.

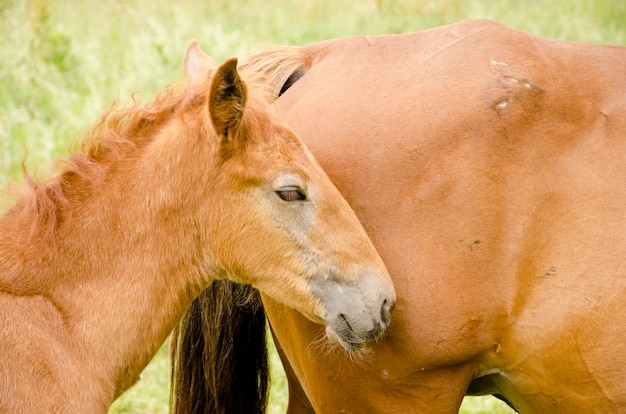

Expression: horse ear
xmin=184 ymin=40 xmax=217 ymax=85
xmin=209 ymin=58 xmax=247 ymax=140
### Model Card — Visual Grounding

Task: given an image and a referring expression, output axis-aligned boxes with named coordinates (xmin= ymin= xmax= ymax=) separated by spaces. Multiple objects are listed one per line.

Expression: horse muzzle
xmin=308 ymin=267 xmax=396 ymax=352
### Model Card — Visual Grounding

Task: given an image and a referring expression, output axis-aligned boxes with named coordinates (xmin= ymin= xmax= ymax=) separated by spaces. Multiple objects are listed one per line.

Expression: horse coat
xmin=258 ymin=19 xmax=626 ymax=413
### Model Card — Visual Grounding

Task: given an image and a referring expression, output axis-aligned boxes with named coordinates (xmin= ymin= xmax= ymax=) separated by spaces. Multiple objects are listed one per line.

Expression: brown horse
xmin=0 ymin=40 xmax=395 ymax=413
xmin=172 ymin=20 xmax=626 ymax=413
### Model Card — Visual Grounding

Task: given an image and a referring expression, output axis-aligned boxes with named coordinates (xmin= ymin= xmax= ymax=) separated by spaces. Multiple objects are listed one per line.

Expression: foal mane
xmin=7 ymin=80 xmax=204 ymax=246
xmin=7 ymin=68 xmax=277 ymax=249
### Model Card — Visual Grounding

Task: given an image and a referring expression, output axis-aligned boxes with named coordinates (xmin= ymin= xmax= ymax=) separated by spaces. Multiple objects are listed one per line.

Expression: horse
xmin=171 ymin=19 xmax=626 ymax=413
xmin=0 ymin=40 xmax=395 ymax=413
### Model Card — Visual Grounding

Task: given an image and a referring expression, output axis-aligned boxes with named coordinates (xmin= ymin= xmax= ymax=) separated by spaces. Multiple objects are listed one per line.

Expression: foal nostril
xmin=339 ymin=313 xmax=353 ymax=331
xmin=380 ymin=298 xmax=393 ymax=328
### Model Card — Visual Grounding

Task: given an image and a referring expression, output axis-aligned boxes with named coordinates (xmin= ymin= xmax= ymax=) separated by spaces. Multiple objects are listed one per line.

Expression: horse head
xmin=182 ymin=42 xmax=396 ymax=350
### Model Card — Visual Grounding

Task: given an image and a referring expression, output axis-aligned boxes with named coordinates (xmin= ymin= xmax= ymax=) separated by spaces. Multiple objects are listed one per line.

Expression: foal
xmin=0 ymin=42 xmax=394 ymax=412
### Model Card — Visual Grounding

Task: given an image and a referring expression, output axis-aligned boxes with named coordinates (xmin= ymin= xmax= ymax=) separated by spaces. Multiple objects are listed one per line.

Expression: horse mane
xmin=240 ymin=45 xmax=307 ymax=102
xmin=5 ymin=82 xmax=198 ymax=248
xmin=80 ymin=84 xmax=192 ymax=169
xmin=19 ymin=59 xmax=288 ymax=248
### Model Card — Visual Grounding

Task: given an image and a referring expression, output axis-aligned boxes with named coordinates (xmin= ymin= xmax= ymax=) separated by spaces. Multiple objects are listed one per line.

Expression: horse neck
xmin=0 ymin=120 xmax=220 ymax=399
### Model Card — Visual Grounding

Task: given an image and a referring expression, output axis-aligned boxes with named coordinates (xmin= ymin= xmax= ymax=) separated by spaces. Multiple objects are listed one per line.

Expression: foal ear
xmin=183 ymin=40 xmax=217 ymax=85
xmin=209 ymin=58 xmax=247 ymax=140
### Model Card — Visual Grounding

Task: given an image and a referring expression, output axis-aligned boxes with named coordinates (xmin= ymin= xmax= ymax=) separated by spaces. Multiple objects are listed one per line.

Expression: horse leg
xmin=270 ymin=326 xmax=315 ymax=414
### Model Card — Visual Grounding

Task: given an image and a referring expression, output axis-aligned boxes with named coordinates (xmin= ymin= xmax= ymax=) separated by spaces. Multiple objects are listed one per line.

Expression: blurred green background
xmin=1 ymin=1 xmax=624 ymax=412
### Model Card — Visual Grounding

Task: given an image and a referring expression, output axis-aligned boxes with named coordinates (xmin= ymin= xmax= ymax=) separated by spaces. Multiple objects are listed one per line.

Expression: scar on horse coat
xmin=172 ymin=19 xmax=626 ymax=413
xmin=0 ymin=41 xmax=394 ymax=413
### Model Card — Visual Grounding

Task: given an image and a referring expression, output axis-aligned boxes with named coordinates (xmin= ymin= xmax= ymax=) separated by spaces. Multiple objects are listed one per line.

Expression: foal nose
xmin=369 ymin=296 xmax=395 ymax=339
xmin=381 ymin=298 xmax=393 ymax=329
xmin=311 ymin=266 xmax=396 ymax=349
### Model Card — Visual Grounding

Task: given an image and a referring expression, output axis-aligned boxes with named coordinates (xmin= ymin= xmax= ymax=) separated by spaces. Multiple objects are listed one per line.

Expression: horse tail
xmin=240 ymin=45 xmax=308 ymax=101
xmin=170 ymin=281 xmax=269 ymax=414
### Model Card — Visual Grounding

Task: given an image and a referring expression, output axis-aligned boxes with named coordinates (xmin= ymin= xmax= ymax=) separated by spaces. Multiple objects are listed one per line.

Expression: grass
xmin=1 ymin=0 xmax=624 ymax=412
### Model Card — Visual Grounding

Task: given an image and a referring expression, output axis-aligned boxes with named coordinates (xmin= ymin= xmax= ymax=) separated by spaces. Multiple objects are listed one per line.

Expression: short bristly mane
xmin=65 ymin=80 xmax=208 ymax=185
xmin=3 ymin=82 xmax=193 ymax=246
xmin=4 ymin=70 xmax=277 ymax=252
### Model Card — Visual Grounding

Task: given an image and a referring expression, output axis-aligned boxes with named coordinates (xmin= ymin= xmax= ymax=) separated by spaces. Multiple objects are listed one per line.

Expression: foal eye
xmin=276 ymin=187 xmax=307 ymax=202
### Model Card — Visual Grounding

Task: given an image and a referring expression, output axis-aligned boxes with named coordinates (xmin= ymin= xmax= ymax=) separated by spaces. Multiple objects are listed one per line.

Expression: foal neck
xmin=0 ymin=105 xmax=220 ymax=404
xmin=71 ymin=125 xmax=220 ymax=396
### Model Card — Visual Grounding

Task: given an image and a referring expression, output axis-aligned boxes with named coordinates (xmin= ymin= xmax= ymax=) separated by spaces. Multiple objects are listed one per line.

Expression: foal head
xmin=173 ymin=42 xmax=396 ymax=350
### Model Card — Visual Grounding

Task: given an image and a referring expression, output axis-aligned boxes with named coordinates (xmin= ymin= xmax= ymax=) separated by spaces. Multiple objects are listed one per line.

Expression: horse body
xmin=0 ymin=41 xmax=394 ymax=412
xmin=247 ymin=20 xmax=626 ymax=412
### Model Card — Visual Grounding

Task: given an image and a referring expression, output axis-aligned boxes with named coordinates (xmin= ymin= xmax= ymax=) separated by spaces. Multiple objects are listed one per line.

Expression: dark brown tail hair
xmin=170 ymin=280 xmax=269 ymax=414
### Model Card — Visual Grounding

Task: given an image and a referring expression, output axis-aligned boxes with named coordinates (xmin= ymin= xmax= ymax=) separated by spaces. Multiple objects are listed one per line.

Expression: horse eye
xmin=276 ymin=188 xmax=306 ymax=202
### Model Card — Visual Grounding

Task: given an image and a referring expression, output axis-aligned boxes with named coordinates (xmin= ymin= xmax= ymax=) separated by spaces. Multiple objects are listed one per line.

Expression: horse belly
xmin=497 ymin=167 xmax=626 ymax=411
xmin=494 ymin=279 xmax=626 ymax=412
xmin=491 ymin=204 xmax=626 ymax=411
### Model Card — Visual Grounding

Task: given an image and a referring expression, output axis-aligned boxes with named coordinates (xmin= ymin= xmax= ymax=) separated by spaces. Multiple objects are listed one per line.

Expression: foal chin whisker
xmin=344 ymin=343 xmax=371 ymax=365
xmin=306 ymin=328 xmax=371 ymax=366
xmin=307 ymin=330 xmax=335 ymax=360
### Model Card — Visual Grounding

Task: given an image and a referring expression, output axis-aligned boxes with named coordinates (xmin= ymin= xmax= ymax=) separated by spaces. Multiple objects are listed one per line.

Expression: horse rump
xmin=170 ymin=280 xmax=269 ymax=414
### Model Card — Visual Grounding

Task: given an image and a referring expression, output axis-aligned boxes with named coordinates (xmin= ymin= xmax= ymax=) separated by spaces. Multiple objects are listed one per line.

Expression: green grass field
xmin=1 ymin=0 xmax=624 ymax=412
